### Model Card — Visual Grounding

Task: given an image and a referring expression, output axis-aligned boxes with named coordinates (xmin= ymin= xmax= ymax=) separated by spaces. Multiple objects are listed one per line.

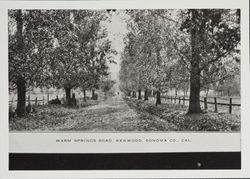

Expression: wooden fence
xmin=9 ymin=94 xmax=51 ymax=106
xmin=9 ymin=94 xmax=89 ymax=107
xmin=157 ymin=96 xmax=240 ymax=114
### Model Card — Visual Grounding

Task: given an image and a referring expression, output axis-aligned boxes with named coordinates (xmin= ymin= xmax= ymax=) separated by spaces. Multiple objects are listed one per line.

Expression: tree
xmin=48 ymin=10 xmax=114 ymax=104
xmin=9 ymin=10 xmax=56 ymax=116
xmin=121 ymin=10 xmax=179 ymax=105
xmin=119 ymin=31 xmax=141 ymax=98
xmin=180 ymin=9 xmax=240 ymax=113
xmin=120 ymin=9 xmax=240 ymax=113
xmin=99 ymin=76 xmax=116 ymax=93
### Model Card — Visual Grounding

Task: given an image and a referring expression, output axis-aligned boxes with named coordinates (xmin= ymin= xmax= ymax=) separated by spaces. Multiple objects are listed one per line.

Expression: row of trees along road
xmin=119 ymin=9 xmax=240 ymax=114
xmin=9 ymin=10 xmax=116 ymax=117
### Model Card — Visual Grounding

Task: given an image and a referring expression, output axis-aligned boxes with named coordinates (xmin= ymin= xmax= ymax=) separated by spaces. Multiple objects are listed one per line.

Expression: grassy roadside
xmin=124 ymin=96 xmax=240 ymax=131
xmin=9 ymin=100 xmax=101 ymax=131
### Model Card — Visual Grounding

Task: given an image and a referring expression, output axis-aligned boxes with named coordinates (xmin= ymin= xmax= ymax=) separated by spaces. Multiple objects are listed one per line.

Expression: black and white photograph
xmin=1 ymin=0 xmax=250 ymax=177
xmin=8 ymin=9 xmax=241 ymax=132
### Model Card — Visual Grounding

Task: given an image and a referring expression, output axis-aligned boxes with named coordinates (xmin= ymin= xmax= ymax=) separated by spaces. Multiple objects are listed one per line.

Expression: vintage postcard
xmin=0 ymin=0 xmax=250 ymax=178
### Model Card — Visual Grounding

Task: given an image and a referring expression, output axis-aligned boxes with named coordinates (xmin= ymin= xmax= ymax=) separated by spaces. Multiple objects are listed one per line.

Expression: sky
xmin=103 ymin=10 xmax=129 ymax=85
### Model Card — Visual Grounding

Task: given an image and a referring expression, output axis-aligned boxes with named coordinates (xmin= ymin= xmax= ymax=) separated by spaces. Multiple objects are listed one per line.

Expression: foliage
xmin=9 ymin=100 xmax=100 ymax=131
xmin=9 ymin=10 xmax=56 ymax=90
xmin=99 ymin=76 xmax=116 ymax=92
xmin=119 ymin=9 xmax=240 ymax=113
xmin=9 ymin=10 xmax=116 ymax=111
xmin=48 ymin=10 xmax=115 ymax=91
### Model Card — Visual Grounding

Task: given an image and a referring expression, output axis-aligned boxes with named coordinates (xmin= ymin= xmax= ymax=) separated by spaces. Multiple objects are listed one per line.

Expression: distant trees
xmin=119 ymin=9 xmax=240 ymax=113
xmin=99 ymin=76 xmax=116 ymax=92
xmin=119 ymin=10 xmax=178 ymax=105
xmin=213 ymin=74 xmax=240 ymax=96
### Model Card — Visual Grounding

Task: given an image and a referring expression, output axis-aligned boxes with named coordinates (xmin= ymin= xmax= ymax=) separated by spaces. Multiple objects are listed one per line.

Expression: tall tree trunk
xmin=65 ymin=87 xmax=71 ymax=105
xmin=138 ymin=89 xmax=141 ymax=99
xmin=188 ymin=12 xmax=202 ymax=113
xmin=156 ymin=90 xmax=161 ymax=105
xmin=91 ymin=89 xmax=95 ymax=99
xmin=16 ymin=78 xmax=26 ymax=117
xmin=188 ymin=64 xmax=201 ymax=113
xmin=144 ymin=89 xmax=148 ymax=100
xmin=15 ymin=10 xmax=26 ymax=117
xmin=83 ymin=89 xmax=86 ymax=101
xmin=175 ymin=88 xmax=178 ymax=96
xmin=16 ymin=10 xmax=23 ymax=51
xmin=188 ymin=10 xmax=204 ymax=114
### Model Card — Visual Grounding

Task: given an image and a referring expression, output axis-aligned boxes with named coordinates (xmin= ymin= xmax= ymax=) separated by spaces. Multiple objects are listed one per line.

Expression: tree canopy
xmin=9 ymin=9 xmax=116 ymax=115
xmin=119 ymin=9 xmax=240 ymax=112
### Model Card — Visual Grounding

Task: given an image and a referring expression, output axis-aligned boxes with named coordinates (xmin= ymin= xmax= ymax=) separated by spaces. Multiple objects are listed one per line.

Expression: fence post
xmin=171 ymin=96 xmax=172 ymax=103
xmin=204 ymin=97 xmax=208 ymax=110
xmin=174 ymin=97 xmax=176 ymax=103
xmin=179 ymin=97 xmax=181 ymax=104
xmin=35 ymin=97 xmax=37 ymax=105
xmin=28 ymin=95 xmax=30 ymax=104
xmin=43 ymin=96 xmax=44 ymax=105
xmin=214 ymin=97 xmax=218 ymax=113
xmin=183 ymin=97 xmax=185 ymax=105
xmin=229 ymin=98 xmax=232 ymax=114
xmin=47 ymin=93 xmax=49 ymax=104
xmin=11 ymin=97 xmax=14 ymax=106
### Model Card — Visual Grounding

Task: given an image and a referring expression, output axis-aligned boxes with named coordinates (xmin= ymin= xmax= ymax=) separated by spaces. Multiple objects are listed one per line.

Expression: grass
xmin=9 ymin=100 xmax=100 ymax=131
xmin=9 ymin=95 xmax=240 ymax=132
xmin=124 ymin=97 xmax=240 ymax=131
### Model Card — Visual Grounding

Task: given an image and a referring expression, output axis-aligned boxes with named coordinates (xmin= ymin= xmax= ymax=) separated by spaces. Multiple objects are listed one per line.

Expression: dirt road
xmin=54 ymin=93 xmax=173 ymax=131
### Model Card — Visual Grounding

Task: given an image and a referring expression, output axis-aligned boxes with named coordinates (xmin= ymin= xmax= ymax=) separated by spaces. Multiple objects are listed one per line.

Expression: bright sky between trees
xmin=103 ymin=10 xmax=129 ymax=85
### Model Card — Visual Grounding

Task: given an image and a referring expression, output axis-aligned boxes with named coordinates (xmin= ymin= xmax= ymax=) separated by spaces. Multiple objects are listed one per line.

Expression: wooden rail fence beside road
xmin=9 ymin=93 xmax=241 ymax=114
xmin=138 ymin=95 xmax=240 ymax=114
xmin=9 ymin=94 xmax=51 ymax=107
xmin=159 ymin=96 xmax=240 ymax=114
xmin=9 ymin=94 xmax=89 ymax=107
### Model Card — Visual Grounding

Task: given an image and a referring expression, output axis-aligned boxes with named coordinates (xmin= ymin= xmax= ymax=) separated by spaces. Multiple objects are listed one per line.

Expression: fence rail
xmin=143 ymin=95 xmax=240 ymax=114
xmin=10 ymin=93 xmax=240 ymax=114
xmin=9 ymin=95 xmax=49 ymax=106
xmin=9 ymin=94 xmax=88 ymax=107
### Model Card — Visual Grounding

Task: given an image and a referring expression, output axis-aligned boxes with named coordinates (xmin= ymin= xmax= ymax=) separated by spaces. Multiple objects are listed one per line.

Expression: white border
xmin=0 ymin=0 xmax=250 ymax=178
xmin=9 ymin=133 xmax=241 ymax=153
